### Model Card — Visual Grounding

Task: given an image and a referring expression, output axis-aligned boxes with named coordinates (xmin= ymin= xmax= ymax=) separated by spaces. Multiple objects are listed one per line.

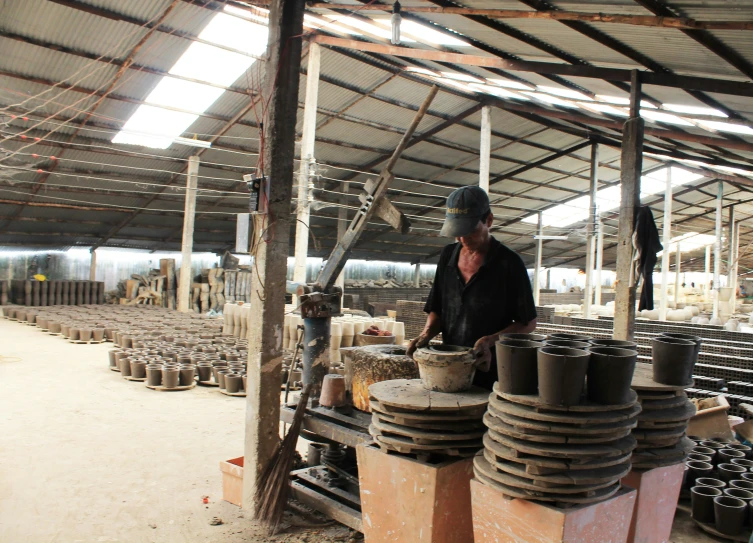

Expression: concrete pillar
xmin=89 ymin=249 xmax=97 ymax=282
xmin=705 ymin=244 xmax=711 ymax=296
xmin=533 ymin=211 xmax=543 ymax=306
xmin=674 ymin=244 xmax=681 ymax=303
xmin=335 ymin=181 xmax=349 ymax=291
xmin=243 ymin=0 xmax=304 ymax=516
xmin=293 ymin=42 xmax=321 ymax=295
xmin=659 ymin=167 xmax=672 ymax=321
xmin=712 ymin=181 xmax=723 ymax=320
xmin=728 ymin=207 xmax=736 ymax=309
xmin=479 ymin=106 xmax=491 ymax=192
xmin=414 ymin=263 xmax=421 ymax=288
xmin=731 ymin=221 xmax=739 ymax=308
xmin=583 ymin=143 xmax=598 ymax=319
xmin=613 ymin=72 xmax=644 ymax=341
xmin=177 ymin=156 xmax=199 ymax=313
xmin=594 ymin=216 xmax=604 ymax=306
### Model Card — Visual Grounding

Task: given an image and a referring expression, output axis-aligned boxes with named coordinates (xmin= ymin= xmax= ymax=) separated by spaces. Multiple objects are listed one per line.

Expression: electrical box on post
xmin=243 ymin=174 xmax=270 ymax=214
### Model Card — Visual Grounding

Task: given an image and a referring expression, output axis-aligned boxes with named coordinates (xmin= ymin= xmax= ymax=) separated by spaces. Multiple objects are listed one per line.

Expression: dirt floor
xmin=0 ymin=317 xmax=727 ymax=542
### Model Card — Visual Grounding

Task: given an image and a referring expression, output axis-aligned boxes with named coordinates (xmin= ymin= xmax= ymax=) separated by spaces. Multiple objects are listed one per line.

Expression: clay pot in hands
xmin=652 ymin=336 xmax=696 ymax=386
xmin=495 ymin=339 xmax=542 ymax=395
xmin=586 ymin=347 xmax=637 ymax=405
xmin=413 ymin=345 xmax=475 ymax=393
xmin=537 ymin=347 xmax=590 ymax=407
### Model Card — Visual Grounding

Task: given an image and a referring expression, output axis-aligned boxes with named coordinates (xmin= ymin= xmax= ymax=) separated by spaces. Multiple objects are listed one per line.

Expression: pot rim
xmin=652 ymin=336 xmax=696 ymax=346
xmin=539 ymin=346 xmax=589 ymax=357
xmin=713 ymin=496 xmax=747 ymax=508
xmin=691 ymin=485 xmax=722 ymax=496
xmin=587 ymin=346 xmax=639 ymax=357
xmin=496 ymin=339 xmax=544 ymax=348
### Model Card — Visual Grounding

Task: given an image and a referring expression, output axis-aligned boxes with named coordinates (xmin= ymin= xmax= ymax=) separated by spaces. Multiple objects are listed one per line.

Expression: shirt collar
xmin=447 ymin=237 xmax=502 ymax=269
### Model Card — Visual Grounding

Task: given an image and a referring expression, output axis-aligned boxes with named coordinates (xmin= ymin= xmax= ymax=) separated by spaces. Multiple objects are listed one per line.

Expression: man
xmin=407 ymin=186 xmax=538 ymax=391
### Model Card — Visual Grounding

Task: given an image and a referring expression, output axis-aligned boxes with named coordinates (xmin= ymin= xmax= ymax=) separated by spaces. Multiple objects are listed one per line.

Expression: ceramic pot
xmin=687 ymin=461 xmax=714 ymax=488
xmin=500 ymin=333 xmax=546 ymax=342
xmin=146 ymin=366 xmax=162 ymax=386
xmin=225 ymin=373 xmax=242 ymax=393
xmin=730 ymin=480 xmax=753 ymax=491
xmin=197 ymin=364 xmax=212 ymax=382
xmin=120 ymin=357 xmax=132 ymax=377
xmin=162 ymin=367 xmax=180 ymax=389
xmin=242 ymin=374 xmax=247 ymax=392
xmin=692 ymin=485 xmax=722 ymax=522
xmin=130 ymin=360 xmax=147 ymax=379
xmin=48 ymin=321 xmax=61 ymax=333
xmin=108 ymin=350 xmax=121 ymax=368
xmin=79 ymin=329 xmax=92 ymax=342
xmin=688 ymin=453 xmax=713 ymax=463
xmin=217 ymin=369 xmax=233 ymax=390
xmin=727 ymin=443 xmax=753 ymax=458
xmin=714 ymin=496 xmax=747 ymax=535
xmin=720 ymin=449 xmax=746 ymax=463
xmin=537 ymin=347 xmax=590 ymax=407
xmin=724 ymin=488 xmax=753 ymax=506
xmin=495 ymin=339 xmax=542 ymax=395
xmin=320 ymin=374 xmax=346 ymax=407
xmin=588 ymin=339 xmax=638 ymax=349
xmin=660 ymin=332 xmax=702 ymax=361
xmin=547 ymin=333 xmax=591 ymax=342
xmin=652 ymin=336 xmax=697 ymax=386
xmin=307 ymin=443 xmax=325 ymax=467
xmin=179 ymin=366 xmax=195 ymax=387
xmin=586 ymin=346 xmax=637 ymax=405
xmin=413 ymin=345 xmax=476 ymax=393
xmin=719 ymin=463 xmax=747 ymax=483
xmin=696 ymin=478 xmax=725 ymax=489
xmin=545 ymin=340 xmax=590 ymax=349
xmin=92 ymin=328 xmax=105 ymax=341
xmin=742 ymin=473 xmax=753 ymax=483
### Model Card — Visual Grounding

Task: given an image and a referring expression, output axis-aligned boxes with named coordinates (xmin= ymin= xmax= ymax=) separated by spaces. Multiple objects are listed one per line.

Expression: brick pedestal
xmin=471 ymin=479 xmax=637 ymax=543
xmin=357 ymin=444 xmax=474 ymax=543
xmin=620 ymin=462 xmax=685 ymax=543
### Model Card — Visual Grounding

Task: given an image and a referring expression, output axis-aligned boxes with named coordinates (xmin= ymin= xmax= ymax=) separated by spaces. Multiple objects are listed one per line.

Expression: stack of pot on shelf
xmin=687 ymin=438 xmax=753 ymax=538
xmin=475 ymin=332 xmax=641 ymax=505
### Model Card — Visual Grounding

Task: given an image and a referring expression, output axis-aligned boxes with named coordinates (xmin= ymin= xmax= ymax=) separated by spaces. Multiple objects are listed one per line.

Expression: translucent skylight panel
xmin=595 ymin=95 xmax=657 ymax=109
xmin=469 ymin=84 xmax=529 ymax=100
xmin=406 ymin=67 xmax=440 ymax=77
xmin=327 ymin=16 xmax=415 ymax=42
xmin=578 ymin=102 xmax=628 ymax=116
xmin=538 ymin=86 xmax=593 ymax=101
xmin=696 ymin=120 xmax=753 ymax=135
xmin=199 ymin=12 xmax=269 ymax=54
xmin=663 ymin=104 xmax=727 ymax=117
xmin=441 ymin=71 xmax=484 ymax=83
xmin=640 ymin=110 xmax=694 ymax=126
xmin=373 ymin=19 xmax=468 ymax=46
xmin=224 ymin=4 xmax=269 ymax=25
xmin=145 ymin=78 xmax=225 ymax=114
xmin=169 ymin=42 xmax=256 ymax=86
xmin=113 ymin=106 xmax=199 ymax=149
xmin=522 ymin=92 xmax=579 ymax=108
xmin=431 ymin=77 xmax=477 ymax=93
xmin=304 ymin=14 xmax=361 ymax=35
xmin=487 ymin=78 xmax=534 ymax=91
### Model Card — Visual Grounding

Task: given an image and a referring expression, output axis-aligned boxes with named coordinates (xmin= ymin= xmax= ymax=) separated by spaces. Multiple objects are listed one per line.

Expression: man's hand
xmin=472 ymin=335 xmax=494 ymax=372
xmin=407 ymin=333 xmax=431 ymax=359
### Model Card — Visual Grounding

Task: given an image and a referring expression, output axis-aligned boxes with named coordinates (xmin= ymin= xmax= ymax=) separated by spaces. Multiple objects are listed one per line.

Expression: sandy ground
xmin=0 ymin=316 xmax=724 ymax=542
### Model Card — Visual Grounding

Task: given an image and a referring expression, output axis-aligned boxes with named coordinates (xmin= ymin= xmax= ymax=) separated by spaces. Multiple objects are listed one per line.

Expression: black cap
xmin=440 ymin=186 xmax=490 ymax=238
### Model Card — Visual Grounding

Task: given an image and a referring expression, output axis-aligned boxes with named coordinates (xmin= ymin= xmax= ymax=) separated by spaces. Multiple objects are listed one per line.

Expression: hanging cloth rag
xmin=632 ymin=206 xmax=663 ymax=310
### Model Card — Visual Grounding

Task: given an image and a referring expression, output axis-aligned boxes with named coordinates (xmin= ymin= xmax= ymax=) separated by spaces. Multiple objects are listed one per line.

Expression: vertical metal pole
xmin=479 ymin=106 xmax=491 ymax=192
xmin=728 ymin=206 xmax=736 ymax=283
xmin=594 ymin=216 xmax=604 ymax=306
xmin=659 ymin=167 xmax=672 ymax=320
xmin=89 ymin=249 xmax=97 ymax=282
xmin=705 ymin=245 xmax=711 ymax=297
xmin=713 ymin=181 xmax=723 ymax=320
xmin=178 ymin=156 xmax=199 ymax=313
xmin=414 ymin=263 xmax=421 ymax=287
xmin=613 ymin=71 xmax=644 ymax=340
xmin=731 ymin=220 xmax=739 ymax=310
xmin=335 ymin=181 xmax=349 ymax=291
xmin=293 ymin=42 xmax=321 ymax=297
xmin=674 ymin=243 xmax=681 ymax=304
xmin=533 ymin=211 xmax=543 ymax=306
xmin=583 ymin=143 xmax=598 ymax=319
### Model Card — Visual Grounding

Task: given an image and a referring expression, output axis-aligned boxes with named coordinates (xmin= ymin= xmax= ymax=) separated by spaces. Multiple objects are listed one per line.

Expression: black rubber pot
xmin=586 ymin=347 xmax=638 ymax=405
xmin=588 ymin=338 xmax=638 ymax=350
xmin=730 ymin=480 xmax=753 ymax=491
xmin=545 ymin=340 xmax=591 ymax=349
xmin=720 ymin=449 xmax=746 ymax=463
xmin=652 ymin=336 xmax=697 ymax=386
xmin=537 ymin=347 xmax=590 ymax=407
xmin=495 ymin=339 xmax=542 ymax=395
xmin=500 ymin=333 xmax=546 ymax=343
xmin=714 ymin=496 xmax=747 ymax=535
xmin=696 ymin=478 xmax=726 ymax=489
xmin=660 ymin=332 xmax=702 ymax=364
xmin=719 ymin=463 xmax=747 ymax=483
xmin=686 ymin=461 xmax=714 ymax=488
xmin=692 ymin=485 xmax=722 ymax=523
xmin=547 ymin=333 xmax=592 ymax=342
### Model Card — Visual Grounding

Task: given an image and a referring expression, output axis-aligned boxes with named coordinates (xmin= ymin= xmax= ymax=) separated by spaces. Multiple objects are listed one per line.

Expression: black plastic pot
xmin=686 ymin=461 xmax=714 ymax=488
xmin=588 ymin=338 xmax=638 ymax=350
xmin=714 ymin=496 xmax=747 ymax=535
xmin=719 ymin=463 xmax=747 ymax=483
xmin=495 ymin=339 xmax=542 ymax=395
xmin=500 ymin=333 xmax=546 ymax=343
xmin=660 ymin=332 xmax=702 ymax=364
xmin=547 ymin=333 xmax=591 ymax=342
xmin=545 ymin=340 xmax=591 ymax=349
xmin=586 ymin=346 xmax=638 ymax=405
xmin=537 ymin=347 xmax=590 ymax=407
xmin=692 ymin=485 xmax=722 ymax=523
xmin=652 ymin=336 xmax=697 ymax=386
xmin=695 ymin=478 xmax=725 ymax=489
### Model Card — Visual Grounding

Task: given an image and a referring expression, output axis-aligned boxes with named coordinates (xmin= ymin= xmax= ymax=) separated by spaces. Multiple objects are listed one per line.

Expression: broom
xmin=255 ymin=382 xmax=313 ymax=534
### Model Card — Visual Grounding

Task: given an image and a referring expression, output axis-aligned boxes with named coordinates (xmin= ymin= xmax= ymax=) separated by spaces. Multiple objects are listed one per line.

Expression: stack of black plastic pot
xmin=474 ymin=333 xmax=641 ymax=505
xmin=687 ymin=438 xmax=753 ymax=538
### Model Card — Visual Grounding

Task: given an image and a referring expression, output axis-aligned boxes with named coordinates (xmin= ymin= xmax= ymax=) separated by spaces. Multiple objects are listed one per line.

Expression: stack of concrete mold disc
xmin=630 ymin=362 xmax=696 ymax=468
xmin=474 ymin=382 xmax=641 ymax=505
xmin=368 ymin=379 xmax=488 ymax=458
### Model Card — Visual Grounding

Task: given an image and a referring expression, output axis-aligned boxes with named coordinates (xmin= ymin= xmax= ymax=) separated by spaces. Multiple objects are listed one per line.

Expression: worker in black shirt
xmin=407 ymin=186 xmax=538 ymax=391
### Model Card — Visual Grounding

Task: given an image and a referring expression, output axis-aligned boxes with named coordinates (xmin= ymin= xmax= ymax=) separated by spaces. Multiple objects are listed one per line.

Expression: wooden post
xmin=89 ymin=249 xmax=97 ymax=282
xmin=583 ymin=143 xmax=598 ymax=319
xmin=178 ymin=156 xmax=199 ymax=313
xmin=613 ymin=71 xmax=643 ymax=341
xmin=533 ymin=211 xmax=543 ymax=306
xmin=335 ymin=181 xmax=349 ymax=291
xmin=414 ymin=262 xmax=421 ymax=287
xmin=479 ymin=105 xmax=491 ymax=192
xmin=674 ymin=243 xmax=681 ymax=303
xmin=293 ymin=42 xmax=321 ymax=297
xmin=659 ymin=167 xmax=672 ymax=321
xmin=713 ymin=181 xmax=723 ymax=320
xmin=594 ymin=215 xmax=604 ymax=306
xmin=242 ymin=0 xmax=304 ymax=516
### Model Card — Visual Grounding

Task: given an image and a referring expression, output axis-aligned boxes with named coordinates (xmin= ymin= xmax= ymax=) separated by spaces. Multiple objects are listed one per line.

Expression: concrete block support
xmin=620 ymin=463 xmax=684 ymax=543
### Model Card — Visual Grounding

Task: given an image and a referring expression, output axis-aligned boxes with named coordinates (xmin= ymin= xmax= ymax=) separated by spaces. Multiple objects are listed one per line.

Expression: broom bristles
xmin=255 ymin=383 xmax=312 ymax=534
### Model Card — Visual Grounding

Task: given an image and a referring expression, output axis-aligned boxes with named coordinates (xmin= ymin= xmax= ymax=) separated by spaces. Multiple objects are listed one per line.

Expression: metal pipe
xmin=594 ymin=216 xmax=604 ymax=306
xmin=659 ymin=166 xmax=672 ymax=320
xmin=533 ymin=211 xmax=543 ymax=305
xmin=713 ymin=181 xmax=723 ymax=320
xmin=583 ymin=143 xmax=598 ymax=319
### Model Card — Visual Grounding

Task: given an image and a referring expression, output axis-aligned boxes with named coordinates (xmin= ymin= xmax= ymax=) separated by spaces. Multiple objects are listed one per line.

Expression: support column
xmin=594 ymin=216 xmax=604 ymax=306
xmin=335 ymin=181 xmax=349 ymax=291
xmin=177 ymin=155 xmax=199 ymax=313
xmin=533 ymin=211 xmax=543 ymax=306
xmin=293 ymin=42 xmax=321 ymax=294
xmin=713 ymin=181 xmax=723 ymax=320
xmin=613 ymin=71 xmax=644 ymax=341
xmin=659 ymin=167 xmax=672 ymax=321
xmin=731 ymin=220 xmax=739 ymax=309
xmin=705 ymin=245 xmax=711 ymax=297
xmin=243 ymin=0 xmax=304 ymax=515
xmin=414 ymin=263 xmax=421 ymax=288
xmin=583 ymin=143 xmax=598 ymax=319
xmin=674 ymin=244 xmax=681 ymax=303
xmin=479 ymin=106 xmax=491 ymax=192
xmin=728 ymin=206 xmax=736 ymax=279
xmin=89 ymin=249 xmax=97 ymax=282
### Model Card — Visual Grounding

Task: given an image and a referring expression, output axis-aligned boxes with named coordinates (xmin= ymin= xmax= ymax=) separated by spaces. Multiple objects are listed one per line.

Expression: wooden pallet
xmin=146 ymin=383 xmax=196 ymax=392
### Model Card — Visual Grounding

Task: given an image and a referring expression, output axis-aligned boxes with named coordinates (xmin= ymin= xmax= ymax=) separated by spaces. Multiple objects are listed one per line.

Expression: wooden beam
xmin=307 ymin=4 xmax=753 ymax=30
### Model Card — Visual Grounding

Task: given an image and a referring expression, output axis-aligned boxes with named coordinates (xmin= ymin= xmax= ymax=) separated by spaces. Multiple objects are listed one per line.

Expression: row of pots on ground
xmin=686 ymin=439 xmax=753 ymax=536
xmin=493 ymin=331 xmax=700 ymax=407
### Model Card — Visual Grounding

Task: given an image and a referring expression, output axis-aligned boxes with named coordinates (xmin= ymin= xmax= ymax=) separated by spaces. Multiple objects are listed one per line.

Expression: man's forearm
xmin=477 ymin=318 xmax=538 ymax=349
xmin=416 ymin=311 xmax=442 ymax=344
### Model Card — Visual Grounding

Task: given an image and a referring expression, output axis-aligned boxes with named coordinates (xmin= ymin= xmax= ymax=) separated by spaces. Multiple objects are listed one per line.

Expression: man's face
xmin=457 ymin=213 xmax=492 ymax=251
